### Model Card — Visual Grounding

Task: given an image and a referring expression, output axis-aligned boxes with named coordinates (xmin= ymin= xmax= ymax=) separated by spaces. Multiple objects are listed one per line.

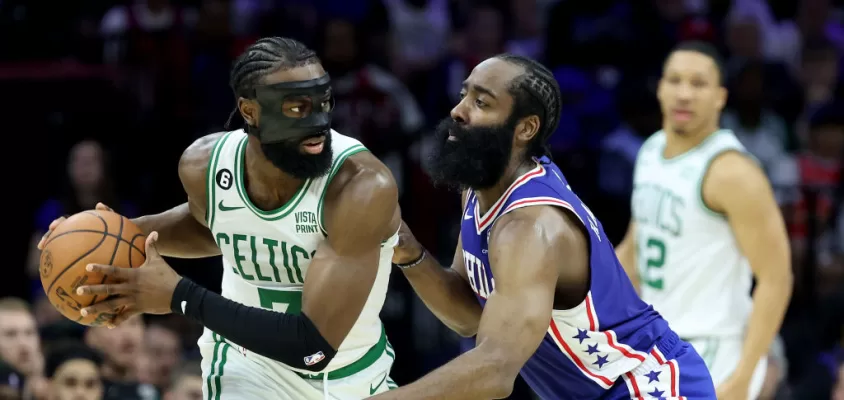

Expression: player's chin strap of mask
xmin=170 ymin=279 xmax=337 ymax=372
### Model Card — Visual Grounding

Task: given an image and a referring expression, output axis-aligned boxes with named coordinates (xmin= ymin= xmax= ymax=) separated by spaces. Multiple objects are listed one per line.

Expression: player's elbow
xmin=488 ymin=378 xmax=515 ymax=399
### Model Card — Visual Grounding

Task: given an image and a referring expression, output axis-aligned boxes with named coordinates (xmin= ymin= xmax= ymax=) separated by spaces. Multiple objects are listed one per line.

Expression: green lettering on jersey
xmin=217 ymin=233 xmax=313 ymax=284
xmin=215 ymin=233 xmax=239 ymax=275
xmin=261 ymin=238 xmax=283 ymax=282
xmin=250 ymin=236 xmax=273 ymax=282
xmin=290 ymin=245 xmax=308 ymax=283
xmin=232 ymin=234 xmax=255 ymax=280
xmin=632 ymin=183 xmax=685 ymax=237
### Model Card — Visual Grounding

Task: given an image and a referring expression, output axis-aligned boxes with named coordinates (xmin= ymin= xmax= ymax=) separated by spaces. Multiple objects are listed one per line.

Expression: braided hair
xmin=495 ymin=54 xmax=562 ymax=160
xmin=225 ymin=37 xmax=320 ymax=129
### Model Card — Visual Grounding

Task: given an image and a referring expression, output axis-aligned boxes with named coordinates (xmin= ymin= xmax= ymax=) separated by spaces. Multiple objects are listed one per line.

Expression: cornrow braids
xmin=224 ymin=37 xmax=320 ymax=129
xmin=495 ymin=54 xmax=561 ymax=160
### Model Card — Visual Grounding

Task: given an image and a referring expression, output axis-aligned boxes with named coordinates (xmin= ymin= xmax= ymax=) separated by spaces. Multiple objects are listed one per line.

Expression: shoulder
xmin=324 ymin=151 xmax=398 ymax=218
xmin=490 ymin=205 xmax=584 ymax=252
xmin=703 ymin=150 xmax=771 ymax=212
xmin=178 ymin=132 xmax=227 ymax=195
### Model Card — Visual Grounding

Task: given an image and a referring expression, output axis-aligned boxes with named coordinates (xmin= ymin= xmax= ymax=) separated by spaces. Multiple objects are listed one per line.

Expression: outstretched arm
xmin=394 ymin=220 xmax=482 ymax=337
xmin=372 ymin=206 xmax=584 ymax=399
xmin=703 ymin=152 xmax=792 ymax=394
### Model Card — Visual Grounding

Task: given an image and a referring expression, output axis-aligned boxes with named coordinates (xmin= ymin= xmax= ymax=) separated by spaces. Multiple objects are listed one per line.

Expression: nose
xmin=450 ymin=97 xmax=470 ymax=123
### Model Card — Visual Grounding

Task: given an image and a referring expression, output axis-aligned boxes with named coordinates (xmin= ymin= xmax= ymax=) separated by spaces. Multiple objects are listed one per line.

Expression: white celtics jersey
xmin=632 ymin=129 xmax=753 ymax=338
xmin=203 ymin=129 xmax=397 ymax=374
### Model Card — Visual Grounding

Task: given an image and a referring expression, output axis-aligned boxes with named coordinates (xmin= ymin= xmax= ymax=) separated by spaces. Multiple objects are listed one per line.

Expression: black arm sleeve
xmin=170 ymin=278 xmax=336 ymax=372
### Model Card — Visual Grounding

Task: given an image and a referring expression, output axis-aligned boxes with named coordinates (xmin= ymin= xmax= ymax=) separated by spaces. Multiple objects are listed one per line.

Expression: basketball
xmin=39 ymin=210 xmax=147 ymax=326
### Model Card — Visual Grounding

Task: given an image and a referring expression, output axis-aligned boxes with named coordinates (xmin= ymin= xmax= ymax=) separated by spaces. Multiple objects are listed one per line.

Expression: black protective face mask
xmin=247 ymin=74 xmax=335 ymax=179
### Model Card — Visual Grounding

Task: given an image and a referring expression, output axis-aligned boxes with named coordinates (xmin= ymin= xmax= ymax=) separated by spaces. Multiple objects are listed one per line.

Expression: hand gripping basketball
xmin=76 ymin=232 xmax=182 ymax=327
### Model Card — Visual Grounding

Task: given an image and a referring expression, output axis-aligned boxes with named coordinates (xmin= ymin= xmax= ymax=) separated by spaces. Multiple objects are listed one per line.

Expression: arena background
xmin=0 ymin=0 xmax=842 ymax=399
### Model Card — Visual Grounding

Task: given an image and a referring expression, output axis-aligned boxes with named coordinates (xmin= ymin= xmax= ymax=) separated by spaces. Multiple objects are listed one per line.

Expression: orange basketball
xmin=39 ymin=210 xmax=146 ymax=326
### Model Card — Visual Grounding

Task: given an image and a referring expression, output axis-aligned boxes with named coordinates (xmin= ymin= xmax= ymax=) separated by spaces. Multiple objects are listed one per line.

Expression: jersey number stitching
xmin=641 ymin=237 xmax=666 ymax=290
xmin=257 ymin=288 xmax=303 ymax=314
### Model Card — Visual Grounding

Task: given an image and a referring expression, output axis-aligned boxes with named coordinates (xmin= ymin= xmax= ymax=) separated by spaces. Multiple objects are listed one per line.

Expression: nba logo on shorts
xmin=304 ymin=351 xmax=326 ymax=366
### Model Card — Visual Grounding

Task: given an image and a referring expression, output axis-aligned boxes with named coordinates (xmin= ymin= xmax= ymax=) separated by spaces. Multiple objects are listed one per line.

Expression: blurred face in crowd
xmin=657 ymin=50 xmax=726 ymax=136
xmin=48 ymin=359 xmax=102 ymax=400
xmin=467 ymin=7 xmax=504 ymax=54
xmin=86 ymin=316 xmax=144 ymax=371
xmin=322 ymin=19 xmax=358 ymax=75
xmin=801 ymin=48 xmax=839 ymax=89
xmin=68 ymin=141 xmax=105 ymax=193
xmin=726 ymin=20 xmax=761 ymax=60
xmin=164 ymin=374 xmax=202 ymax=400
xmin=144 ymin=326 xmax=182 ymax=388
xmin=0 ymin=309 xmax=42 ymax=377
xmin=833 ymin=364 xmax=844 ymax=400
xmin=809 ymin=124 xmax=844 ymax=159
xmin=429 ymin=58 xmax=539 ymax=190
xmin=734 ymin=65 xmax=764 ymax=110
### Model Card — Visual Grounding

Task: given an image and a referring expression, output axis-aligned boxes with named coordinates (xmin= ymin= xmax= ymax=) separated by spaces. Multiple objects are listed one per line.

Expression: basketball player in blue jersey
xmin=373 ymin=54 xmax=716 ymax=400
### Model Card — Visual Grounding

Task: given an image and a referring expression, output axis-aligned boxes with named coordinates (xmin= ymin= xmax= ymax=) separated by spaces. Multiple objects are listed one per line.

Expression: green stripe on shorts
xmin=206 ymin=333 xmax=231 ymax=400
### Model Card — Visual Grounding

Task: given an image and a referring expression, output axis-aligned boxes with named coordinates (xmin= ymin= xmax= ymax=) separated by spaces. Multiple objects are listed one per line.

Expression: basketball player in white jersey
xmin=614 ymin=41 xmax=793 ymax=400
xmin=37 ymin=37 xmax=401 ymax=399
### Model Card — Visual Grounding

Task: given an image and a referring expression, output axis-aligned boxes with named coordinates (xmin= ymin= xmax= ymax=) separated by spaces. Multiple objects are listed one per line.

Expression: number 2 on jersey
xmin=641 ymin=237 xmax=666 ymax=290
xmin=257 ymin=287 xmax=303 ymax=314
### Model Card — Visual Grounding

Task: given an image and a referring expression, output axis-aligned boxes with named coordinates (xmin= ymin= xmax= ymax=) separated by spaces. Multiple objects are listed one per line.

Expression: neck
xmin=474 ymin=156 xmax=535 ymax=215
xmin=101 ymin=361 xmax=133 ymax=382
xmin=244 ymin=138 xmax=304 ymax=210
xmin=662 ymin=119 xmax=720 ymax=159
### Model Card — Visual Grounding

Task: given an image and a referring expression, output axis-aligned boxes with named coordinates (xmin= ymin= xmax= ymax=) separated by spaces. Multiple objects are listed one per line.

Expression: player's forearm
xmin=133 ymin=203 xmax=220 ymax=258
xmin=402 ymin=254 xmax=482 ymax=337
xmin=369 ymin=346 xmax=515 ymax=400
xmin=735 ymin=268 xmax=792 ymax=379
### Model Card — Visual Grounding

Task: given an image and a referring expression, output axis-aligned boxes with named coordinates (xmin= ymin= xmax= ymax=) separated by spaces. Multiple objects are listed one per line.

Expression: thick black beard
xmin=426 ymin=116 xmax=516 ymax=191
xmin=257 ymin=130 xmax=334 ymax=180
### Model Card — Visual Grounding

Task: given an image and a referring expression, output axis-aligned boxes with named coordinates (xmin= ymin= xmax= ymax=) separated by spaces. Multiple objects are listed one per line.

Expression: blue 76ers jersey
xmin=461 ymin=157 xmax=671 ymax=399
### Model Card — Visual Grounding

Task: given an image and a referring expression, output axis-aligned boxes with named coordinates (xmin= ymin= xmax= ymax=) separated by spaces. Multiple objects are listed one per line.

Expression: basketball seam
xmin=91 ymin=215 xmax=125 ymax=304
xmin=45 ymin=212 xmax=109 ymax=294
xmin=45 ymin=230 xmax=145 ymax=255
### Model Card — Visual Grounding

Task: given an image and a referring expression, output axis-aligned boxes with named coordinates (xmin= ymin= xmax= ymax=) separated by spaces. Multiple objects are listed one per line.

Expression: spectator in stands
xmin=143 ymin=322 xmax=182 ymax=391
xmin=27 ymin=140 xmax=138 ymax=300
xmin=84 ymin=316 xmax=157 ymax=400
xmin=44 ymin=342 xmax=103 ymax=400
xmin=0 ymin=299 xmax=43 ymax=385
xmin=163 ymin=362 xmax=201 ymax=400
xmin=0 ymin=361 xmax=24 ymax=400
xmin=721 ymin=61 xmax=789 ymax=176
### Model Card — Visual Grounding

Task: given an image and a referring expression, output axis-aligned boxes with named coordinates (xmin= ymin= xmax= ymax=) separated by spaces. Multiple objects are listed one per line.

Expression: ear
xmin=516 ymin=115 xmax=541 ymax=144
xmin=238 ymin=98 xmax=260 ymax=127
xmin=715 ymin=86 xmax=728 ymax=111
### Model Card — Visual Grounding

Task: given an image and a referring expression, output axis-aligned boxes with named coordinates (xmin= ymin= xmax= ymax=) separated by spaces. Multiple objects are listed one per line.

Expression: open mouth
xmin=301 ymin=133 xmax=327 ymax=154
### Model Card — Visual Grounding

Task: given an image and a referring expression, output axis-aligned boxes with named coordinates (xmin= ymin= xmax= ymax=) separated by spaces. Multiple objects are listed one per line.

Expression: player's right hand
xmin=392 ymin=220 xmax=424 ymax=265
xmin=36 ymin=203 xmax=114 ymax=250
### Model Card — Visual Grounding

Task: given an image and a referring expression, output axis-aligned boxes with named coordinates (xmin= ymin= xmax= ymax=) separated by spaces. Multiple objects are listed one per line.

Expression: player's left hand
xmin=76 ymin=232 xmax=182 ymax=327
xmin=715 ymin=373 xmax=751 ymax=400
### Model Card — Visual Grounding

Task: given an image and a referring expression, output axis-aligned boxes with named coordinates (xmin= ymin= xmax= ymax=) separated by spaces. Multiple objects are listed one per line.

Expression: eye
xmin=320 ymin=100 xmax=331 ymax=111
xmin=474 ymin=99 xmax=486 ymax=108
xmin=459 ymin=91 xmax=467 ymax=99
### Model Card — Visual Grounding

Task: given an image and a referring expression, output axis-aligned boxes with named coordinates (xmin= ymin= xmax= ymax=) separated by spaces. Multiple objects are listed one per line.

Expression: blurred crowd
xmin=1 ymin=0 xmax=843 ymax=399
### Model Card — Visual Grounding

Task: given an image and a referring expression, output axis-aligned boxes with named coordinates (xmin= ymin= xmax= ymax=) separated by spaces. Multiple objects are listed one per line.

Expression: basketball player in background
xmin=38 ymin=37 xmax=400 ymax=399
xmin=376 ymin=54 xmax=715 ymax=399
xmin=615 ymin=41 xmax=793 ymax=400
